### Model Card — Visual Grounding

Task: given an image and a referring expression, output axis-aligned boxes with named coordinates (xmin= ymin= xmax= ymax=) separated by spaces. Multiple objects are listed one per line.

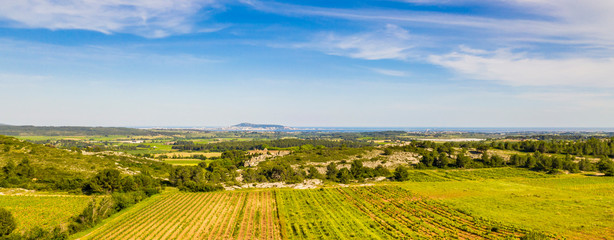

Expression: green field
xmin=277 ymin=186 xmax=530 ymax=239
xmin=73 ymin=169 xmax=614 ymax=239
xmin=0 ymin=195 xmax=92 ymax=233
xmin=398 ymin=168 xmax=551 ymax=182
xmin=398 ymin=175 xmax=614 ymax=239
xmin=163 ymin=159 xmax=211 ymax=166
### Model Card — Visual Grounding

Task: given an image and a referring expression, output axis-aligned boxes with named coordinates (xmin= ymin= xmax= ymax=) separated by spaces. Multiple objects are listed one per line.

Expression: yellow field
xmin=0 ymin=194 xmax=92 ymax=233
xmin=155 ymin=152 xmax=222 ymax=158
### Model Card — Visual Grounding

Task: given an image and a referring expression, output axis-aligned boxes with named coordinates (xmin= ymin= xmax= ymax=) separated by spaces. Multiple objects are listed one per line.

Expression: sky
xmin=1 ymin=0 xmax=613 ymax=127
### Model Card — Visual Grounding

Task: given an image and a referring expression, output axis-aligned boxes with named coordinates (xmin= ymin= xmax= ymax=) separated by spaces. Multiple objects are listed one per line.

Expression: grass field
xmin=75 ymin=169 xmax=614 ymax=240
xmin=0 ymin=195 xmax=92 ymax=233
xmin=163 ymin=159 xmax=211 ymax=166
xmin=399 ymin=175 xmax=614 ymax=239
xmin=155 ymin=152 xmax=222 ymax=158
xmin=399 ymin=168 xmax=551 ymax=182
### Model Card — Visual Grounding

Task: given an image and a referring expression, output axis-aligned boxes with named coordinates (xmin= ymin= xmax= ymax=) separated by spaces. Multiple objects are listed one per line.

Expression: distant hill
xmin=0 ymin=135 xmax=169 ymax=191
xmin=0 ymin=125 xmax=166 ymax=136
xmin=226 ymin=123 xmax=294 ymax=131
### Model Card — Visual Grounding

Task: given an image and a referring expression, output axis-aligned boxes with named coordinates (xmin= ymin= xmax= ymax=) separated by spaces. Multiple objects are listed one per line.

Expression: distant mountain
xmin=225 ymin=123 xmax=294 ymax=131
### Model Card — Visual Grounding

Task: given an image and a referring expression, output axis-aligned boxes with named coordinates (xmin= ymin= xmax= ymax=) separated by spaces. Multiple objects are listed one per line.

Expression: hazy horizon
xmin=3 ymin=123 xmax=614 ymax=133
xmin=2 ymin=1 xmax=614 ymax=127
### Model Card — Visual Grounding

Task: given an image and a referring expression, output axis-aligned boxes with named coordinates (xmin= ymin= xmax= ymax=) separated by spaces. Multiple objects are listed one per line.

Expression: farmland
xmin=83 ymin=190 xmax=281 ymax=240
xmin=401 ymin=175 xmax=614 ymax=239
xmin=82 ymin=185 xmax=538 ymax=240
xmin=2 ymin=128 xmax=614 ymax=239
xmin=0 ymin=195 xmax=92 ymax=233
xmin=76 ymin=171 xmax=614 ymax=239
xmin=277 ymin=186 xmax=530 ymax=239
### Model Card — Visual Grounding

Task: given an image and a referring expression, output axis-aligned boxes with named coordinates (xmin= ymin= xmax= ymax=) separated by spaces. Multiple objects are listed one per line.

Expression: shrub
xmin=393 ymin=166 xmax=410 ymax=181
xmin=0 ymin=207 xmax=16 ymax=236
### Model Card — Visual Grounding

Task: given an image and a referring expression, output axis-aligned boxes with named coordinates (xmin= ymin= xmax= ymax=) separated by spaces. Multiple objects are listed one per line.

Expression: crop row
xmin=277 ymin=186 xmax=530 ymax=239
xmin=404 ymin=168 xmax=549 ymax=182
xmin=83 ymin=191 xmax=280 ymax=240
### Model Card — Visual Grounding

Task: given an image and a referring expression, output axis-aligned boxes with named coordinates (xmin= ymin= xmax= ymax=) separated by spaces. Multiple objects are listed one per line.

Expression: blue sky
xmin=1 ymin=0 xmax=613 ymax=127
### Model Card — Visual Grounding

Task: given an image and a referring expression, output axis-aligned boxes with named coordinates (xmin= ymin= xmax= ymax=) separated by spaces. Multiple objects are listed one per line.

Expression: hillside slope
xmin=0 ymin=135 xmax=169 ymax=191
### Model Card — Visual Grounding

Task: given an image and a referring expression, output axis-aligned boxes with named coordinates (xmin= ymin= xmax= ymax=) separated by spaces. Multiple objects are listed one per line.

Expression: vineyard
xmin=82 ymin=185 xmax=535 ymax=240
xmin=83 ymin=191 xmax=281 ymax=240
xmin=277 ymin=186 xmax=529 ymax=239
xmin=399 ymin=168 xmax=550 ymax=182
xmin=0 ymin=195 xmax=91 ymax=233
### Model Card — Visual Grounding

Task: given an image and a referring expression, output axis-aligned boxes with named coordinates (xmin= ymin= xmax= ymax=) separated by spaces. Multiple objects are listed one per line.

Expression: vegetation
xmin=0 ymin=207 xmax=16 ymax=237
xmin=0 ymin=135 xmax=169 ymax=192
xmin=82 ymin=191 xmax=281 ymax=240
xmin=171 ymin=139 xmax=373 ymax=152
xmin=2 ymin=127 xmax=614 ymax=239
xmin=0 ymin=125 xmax=163 ymax=137
xmin=401 ymin=175 xmax=614 ymax=239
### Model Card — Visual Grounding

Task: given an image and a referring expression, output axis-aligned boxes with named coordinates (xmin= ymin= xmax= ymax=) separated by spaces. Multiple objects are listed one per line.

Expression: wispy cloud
xmin=367 ymin=67 xmax=409 ymax=77
xmin=0 ymin=38 xmax=221 ymax=64
xmin=0 ymin=73 xmax=51 ymax=85
xmin=246 ymin=0 xmax=614 ymax=49
xmin=429 ymin=47 xmax=614 ymax=88
xmin=0 ymin=0 xmax=225 ymax=38
xmin=294 ymin=24 xmax=414 ymax=60
xmin=516 ymin=91 xmax=614 ymax=109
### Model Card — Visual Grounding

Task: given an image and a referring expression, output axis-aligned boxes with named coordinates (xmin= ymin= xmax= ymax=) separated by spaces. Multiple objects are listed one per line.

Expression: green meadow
xmin=400 ymin=174 xmax=614 ymax=239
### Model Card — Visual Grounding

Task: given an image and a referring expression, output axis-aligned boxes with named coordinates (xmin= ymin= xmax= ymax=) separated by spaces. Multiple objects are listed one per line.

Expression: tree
xmin=374 ymin=165 xmax=391 ymax=177
xmin=490 ymin=155 xmax=505 ymax=167
xmin=83 ymin=169 xmax=123 ymax=194
xmin=383 ymin=148 xmax=394 ymax=156
xmin=481 ymin=152 xmax=491 ymax=166
xmin=435 ymin=153 xmax=449 ymax=168
xmin=337 ymin=168 xmax=353 ymax=184
xmin=455 ymin=152 xmax=471 ymax=168
xmin=307 ymin=166 xmax=323 ymax=179
xmin=0 ymin=207 xmax=16 ymax=236
xmin=350 ymin=160 xmax=365 ymax=179
xmin=420 ymin=153 xmax=435 ymax=167
xmin=393 ymin=166 xmax=410 ymax=181
xmin=578 ymin=159 xmax=595 ymax=171
xmin=1 ymin=160 xmax=15 ymax=177
xmin=326 ymin=163 xmax=339 ymax=181
xmin=597 ymin=156 xmax=614 ymax=176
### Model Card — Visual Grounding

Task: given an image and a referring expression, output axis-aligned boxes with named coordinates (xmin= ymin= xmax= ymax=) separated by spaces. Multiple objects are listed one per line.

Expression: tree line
xmin=171 ymin=139 xmax=373 ymax=152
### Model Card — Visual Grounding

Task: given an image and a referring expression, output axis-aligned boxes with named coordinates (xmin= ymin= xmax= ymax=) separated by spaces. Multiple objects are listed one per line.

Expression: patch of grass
xmin=399 ymin=175 xmax=614 ymax=239
xmin=0 ymin=195 xmax=92 ymax=233
xmin=163 ymin=159 xmax=211 ymax=166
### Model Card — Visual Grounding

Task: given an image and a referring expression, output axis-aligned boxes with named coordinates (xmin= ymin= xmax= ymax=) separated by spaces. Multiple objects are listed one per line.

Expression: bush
xmin=0 ymin=207 xmax=16 ymax=236
xmin=112 ymin=191 xmax=147 ymax=211
xmin=393 ymin=166 xmax=410 ymax=181
xmin=180 ymin=182 xmax=224 ymax=192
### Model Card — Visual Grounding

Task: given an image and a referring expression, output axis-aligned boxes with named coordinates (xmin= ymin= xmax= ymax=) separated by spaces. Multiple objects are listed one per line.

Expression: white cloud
xmin=296 ymin=24 xmax=414 ymax=60
xmin=367 ymin=67 xmax=408 ymax=77
xmin=248 ymin=0 xmax=614 ymax=49
xmin=0 ymin=0 xmax=224 ymax=38
xmin=429 ymin=47 xmax=614 ymax=88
